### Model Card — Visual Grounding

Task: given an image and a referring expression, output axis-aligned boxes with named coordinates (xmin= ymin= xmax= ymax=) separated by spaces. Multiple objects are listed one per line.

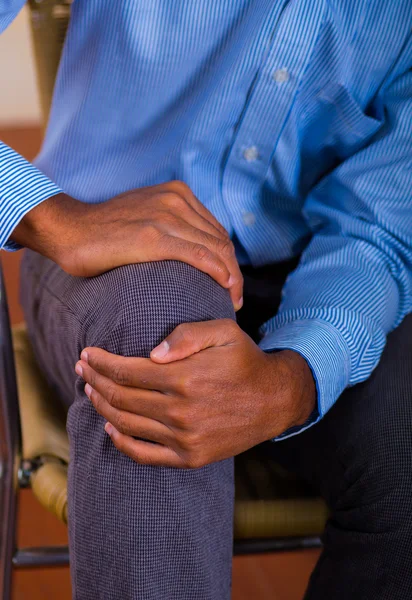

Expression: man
xmin=1 ymin=1 xmax=412 ymax=598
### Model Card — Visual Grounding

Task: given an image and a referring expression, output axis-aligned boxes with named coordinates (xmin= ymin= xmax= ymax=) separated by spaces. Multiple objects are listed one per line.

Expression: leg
xmin=269 ymin=313 xmax=412 ymax=600
xmin=20 ymin=250 xmax=235 ymax=600
xmin=236 ymin=262 xmax=412 ymax=599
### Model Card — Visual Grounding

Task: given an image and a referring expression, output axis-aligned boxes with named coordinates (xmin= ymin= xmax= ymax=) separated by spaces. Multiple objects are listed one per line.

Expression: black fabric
xmin=239 ymin=261 xmax=412 ymax=600
xmin=20 ymin=249 xmax=412 ymax=600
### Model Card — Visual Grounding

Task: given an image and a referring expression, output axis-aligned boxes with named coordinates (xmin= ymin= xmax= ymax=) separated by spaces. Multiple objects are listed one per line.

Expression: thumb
xmin=150 ymin=319 xmax=239 ymax=363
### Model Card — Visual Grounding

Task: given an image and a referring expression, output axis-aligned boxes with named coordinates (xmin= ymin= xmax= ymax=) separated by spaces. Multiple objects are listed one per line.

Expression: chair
xmin=0 ymin=2 xmax=327 ymax=597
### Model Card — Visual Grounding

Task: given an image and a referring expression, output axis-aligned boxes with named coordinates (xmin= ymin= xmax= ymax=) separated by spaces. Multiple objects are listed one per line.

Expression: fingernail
xmin=84 ymin=383 xmax=92 ymax=397
xmin=81 ymin=350 xmax=89 ymax=362
xmin=151 ymin=340 xmax=170 ymax=359
xmin=75 ymin=362 xmax=83 ymax=377
xmin=228 ymin=275 xmax=236 ymax=286
xmin=105 ymin=422 xmax=113 ymax=436
xmin=235 ymin=297 xmax=243 ymax=311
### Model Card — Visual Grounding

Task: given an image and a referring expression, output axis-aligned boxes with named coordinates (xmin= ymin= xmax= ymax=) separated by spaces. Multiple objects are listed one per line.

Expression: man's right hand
xmin=11 ymin=181 xmax=243 ymax=309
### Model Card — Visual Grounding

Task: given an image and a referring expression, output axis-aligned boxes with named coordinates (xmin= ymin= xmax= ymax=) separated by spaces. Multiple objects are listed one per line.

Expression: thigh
xmin=20 ymin=249 xmax=236 ymax=600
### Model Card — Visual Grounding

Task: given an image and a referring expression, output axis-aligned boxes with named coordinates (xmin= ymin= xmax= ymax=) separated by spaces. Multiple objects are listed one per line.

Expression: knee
xmin=85 ymin=260 xmax=235 ymax=356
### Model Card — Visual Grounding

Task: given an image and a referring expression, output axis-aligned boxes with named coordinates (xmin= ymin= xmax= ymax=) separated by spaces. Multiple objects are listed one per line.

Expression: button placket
xmin=224 ymin=1 xmax=325 ymax=181
xmin=221 ymin=1 xmax=326 ymax=264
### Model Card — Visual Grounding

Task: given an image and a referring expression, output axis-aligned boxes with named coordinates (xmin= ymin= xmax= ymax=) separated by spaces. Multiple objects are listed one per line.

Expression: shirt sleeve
xmin=1 ymin=2 xmax=62 ymax=250
xmin=0 ymin=142 xmax=62 ymax=250
xmin=260 ymin=37 xmax=412 ymax=440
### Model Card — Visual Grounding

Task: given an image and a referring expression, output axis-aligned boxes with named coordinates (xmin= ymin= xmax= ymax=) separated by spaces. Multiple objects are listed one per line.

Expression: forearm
xmin=10 ymin=192 xmax=86 ymax=259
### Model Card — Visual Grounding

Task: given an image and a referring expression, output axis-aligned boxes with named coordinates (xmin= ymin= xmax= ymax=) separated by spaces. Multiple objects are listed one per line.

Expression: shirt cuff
xmin=259 ymin=318 xmax=352 ymax=441
xmin=0 ymin=143 xmax=62 ymax=251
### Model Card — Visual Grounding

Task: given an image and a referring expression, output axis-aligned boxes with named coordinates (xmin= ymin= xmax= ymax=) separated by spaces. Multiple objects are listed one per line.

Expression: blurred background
xmin=1 ymin=7 xmax=320 ymax=599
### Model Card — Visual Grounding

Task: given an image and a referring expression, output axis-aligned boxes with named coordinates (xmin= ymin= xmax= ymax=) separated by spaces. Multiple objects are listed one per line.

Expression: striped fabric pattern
xmin=0 ymin=144 xmax=61 ymax=251
xmin=1 ymin=0 xmax=411 ymax=438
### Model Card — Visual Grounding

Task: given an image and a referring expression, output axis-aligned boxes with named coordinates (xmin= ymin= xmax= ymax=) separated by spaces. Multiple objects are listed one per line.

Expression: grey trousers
xmin=21 ymin=250 xmax=235 ymax=600
xmin=21 ymin=249 xmax=412 ymax=600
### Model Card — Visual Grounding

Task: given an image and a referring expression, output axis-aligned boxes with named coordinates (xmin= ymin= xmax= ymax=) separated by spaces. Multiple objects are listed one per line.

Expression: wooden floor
xmin=1 ymin=126 xmax=320 ymax=599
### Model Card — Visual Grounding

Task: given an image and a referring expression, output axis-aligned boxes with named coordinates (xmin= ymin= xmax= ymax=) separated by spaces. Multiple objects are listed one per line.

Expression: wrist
xmin=265 ymin=349 xmax=317 ymax=433
xmin=10 ymin=193 xmax=87 ymax=262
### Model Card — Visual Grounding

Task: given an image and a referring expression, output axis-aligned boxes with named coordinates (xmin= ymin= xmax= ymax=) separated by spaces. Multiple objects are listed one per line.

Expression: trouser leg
xmin=238 ymin=261 xmax=412 ymax=600
xmin=20 ymin=250 xmax=235 ymax=600
xmin=269 ymin=312 xmax=412 ymax=600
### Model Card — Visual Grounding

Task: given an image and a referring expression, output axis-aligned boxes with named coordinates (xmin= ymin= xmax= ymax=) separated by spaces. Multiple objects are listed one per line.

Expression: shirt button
xmin=272 ymin=68 xmax=289 ymax=83
xmin=243 ymin=146 xmax=259 ymax=162
xmin=242 ymin=212 xmax=256 ymax=227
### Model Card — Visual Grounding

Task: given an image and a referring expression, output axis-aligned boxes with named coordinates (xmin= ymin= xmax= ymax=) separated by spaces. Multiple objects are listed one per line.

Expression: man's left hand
xmin=75 ymin=319 xmax=316 ymax=468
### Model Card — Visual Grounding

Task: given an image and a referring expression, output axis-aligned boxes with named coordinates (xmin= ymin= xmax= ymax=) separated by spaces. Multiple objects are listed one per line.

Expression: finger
xmin=78 ymin=364 xmax=170 ymax=417
xmin=151 ymin=318 xmax=240 ymax=363
xmin=158 ymin=190 xmax=227 ymax=241
xmin=105 ymin=424 xmax=185 ymax=468
xmin=162 ymin=219 xmax=243 ymax=308
xmin=85 ymin=384 xmax=173 ymax=443
xmin=154 ymin=234 xmax=233 ymax=292
xmin=164 ymin=181 xmax=229 ymax=239
xmin=76 ymin=349 xmax=175 ymax=391
xmin=165 ymin=194 xmax=229 ymax=241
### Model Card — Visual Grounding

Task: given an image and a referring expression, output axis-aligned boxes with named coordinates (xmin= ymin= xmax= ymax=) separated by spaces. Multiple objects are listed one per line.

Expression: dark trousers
xmin=20 ymin=249 xmax=412 ymax=600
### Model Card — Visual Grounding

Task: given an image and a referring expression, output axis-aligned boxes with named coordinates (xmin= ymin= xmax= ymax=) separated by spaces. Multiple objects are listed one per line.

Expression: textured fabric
xmin=240 ymin=261 xmax=412 ymax=599
xmin=1 ymin=2 xmax=412 ymax=436
xmin=268 ymin=313 xmax=412 ymax=600
xmin=20 ymin=250 xmax=235 ymax=600
xmin=21 ymin=250 xmax=412 ymax=599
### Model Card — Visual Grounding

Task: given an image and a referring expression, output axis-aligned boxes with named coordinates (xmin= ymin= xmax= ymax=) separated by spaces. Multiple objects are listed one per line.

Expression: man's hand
xmin=11 ymin=181 xmax=243 ymax=309
xmin=75 ymin=320 xmax=316 ymax=468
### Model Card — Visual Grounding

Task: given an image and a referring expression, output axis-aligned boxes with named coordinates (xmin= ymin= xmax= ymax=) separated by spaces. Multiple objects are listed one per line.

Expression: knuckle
xmin=168 ymin=405 xmax=190 ymax=429
xmin=179 ymin=430 xmax=201 ymax=452
xmin=91 ymin=391 xmax=103 ymax=412
xmin=86 ymin=368 xmax=96 ymax=387
xmin=141 ymin=222 xmax=161 ymax=242
xmin=221 ymin=227 xmax=231 ymax=239
xmin=217 ymin=238 xmax=235 ymax=258
xmin=194 ymin=244 xmax=211 ymax=262
xmin=175 ymin=323 xmax=195 ymax=345
xmin=106 ymin=384 xmax=120 ymax=408
xmin=169 ymin=180 xmax=191 ymax=196
xmin=161 ymin=192 xmax=186 ymax=211
xmin=112 ymin=363 xmax=128 ymax=386
xmin=184 ymin=452 xmax=206 ymax=470
xmin=178 ymin=374 xmax=196 ymax=396
xmin=114 ymin=412 xmax=127 ymax=433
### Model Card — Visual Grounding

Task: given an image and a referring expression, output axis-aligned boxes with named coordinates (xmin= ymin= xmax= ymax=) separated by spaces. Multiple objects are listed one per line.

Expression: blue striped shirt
xmin=1 ymin=1 xmax=411 ymax=439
